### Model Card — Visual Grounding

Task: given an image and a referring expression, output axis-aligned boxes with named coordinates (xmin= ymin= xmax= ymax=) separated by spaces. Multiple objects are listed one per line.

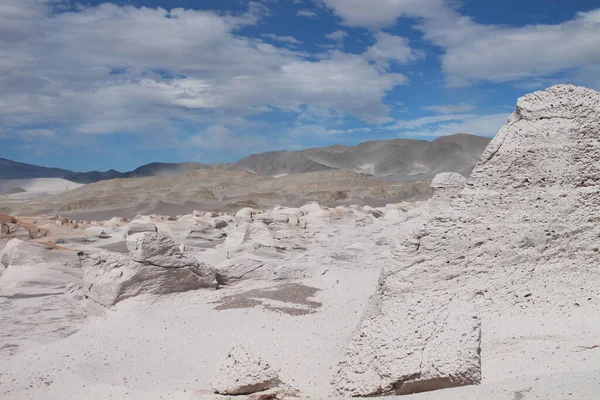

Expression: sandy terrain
xmin=0 ymin=170 xmax=431 ymax=219
xmin=2 ymin=199 xmax=599 ymax=399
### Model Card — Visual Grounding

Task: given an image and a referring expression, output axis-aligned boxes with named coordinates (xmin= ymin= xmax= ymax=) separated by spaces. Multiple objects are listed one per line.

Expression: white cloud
xmin=389 ymin=113 xmax=510 ymax=137
xmin=316 ymin=0 xmax=450 ymax=28
xmin=423 ymin=103 xmax=476 ymax=114
xmin=362 ymin=32 xmax=424 ymax=70
xmin=0 ymin=0 xmax=411 ymax=138
xmin=386 ymin=114 xmax=475 ymax=130
xmin=326 ymin=127 xmax=373 ymax=135
xmin=425 ymin=9 xmax=600 ymax=86
xmin=317 ymin=0 xmax=600 ymax=87
xmin=261 ymin=33 xmax=302 ymax=44
xmin=297 ymin=9 xmax=318 ymax=18
xmin=297 ymin=104 xmax=343 ymax=121
xmin=325 ymin=29 xmax=347 ymax=42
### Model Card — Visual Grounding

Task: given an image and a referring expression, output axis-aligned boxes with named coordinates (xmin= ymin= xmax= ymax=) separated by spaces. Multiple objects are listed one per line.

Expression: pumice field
xmin=2 ymin=85 xmax=600 ymax=399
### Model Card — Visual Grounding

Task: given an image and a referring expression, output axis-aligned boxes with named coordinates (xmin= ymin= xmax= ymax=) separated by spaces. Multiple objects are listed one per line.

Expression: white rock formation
xmin=361 ymin=205 xmax=384 ymax=218
xmin=333 ymin=85 xmax=600 ymax=395
xmin=216 ymin=256 xmax=308 ymax=285
xmin=0 ymin=239 xmax=82 ymax=293
xmin=126 ymin=232 xmax=199 ymax=268
xmin=83 ymin=232 xmax=216 ymax=306
xmin=103 ymin=217 xmax=125 ymax=227
xmin=299 ymin=201 xmax=321 ymax=214
xmin=126 ymin=222 xmax=157 ymax=236
xmin=383 ymin=204 xmax=406 ymax=222
xmin=430 ymin=172 xmax=467 ymax=190
xmin=212 ymin=344 xmax=280 ymax=395
xmin=218 ymin=222 xmax=277 ymax=257
xmin=235 ymin=207 xmax=256 ymax=221
xmin=333 ymin=299 xmax=481 ymax=395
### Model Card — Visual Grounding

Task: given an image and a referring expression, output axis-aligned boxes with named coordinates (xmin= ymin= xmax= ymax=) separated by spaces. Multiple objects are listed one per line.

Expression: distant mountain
xmin=0 ymin=158 xmax=71 ymax=180
xmin=62 ymin=169 xmax=122 ymax=184
xmin=62 ymin=162 xmax=212 ymax=183
xmin=232 ymin=133 xmax=492 ymax=179
xmin=0 ymin=134 xmax=492 ymax=184
xmin=123 ymin=162 xmax=212 ymax=178
xmin=231 ymin=151 xmax=334 ymax=176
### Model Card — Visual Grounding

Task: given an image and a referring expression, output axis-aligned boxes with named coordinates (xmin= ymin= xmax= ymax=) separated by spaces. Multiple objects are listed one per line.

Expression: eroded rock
xmin=126 ymin=232 xmax=199 ymax=268
xmin=83 ymin=232 xmax=216 ymax=306
xmin=333 ymin=300 xmax=480 ymax=396
xmin=212 ymin=344 xmax=280 ymax=395
xmin=126 ymin=223 xmax=157 ymax=236
xmin=334 ymin=85 xmax=600 ymax=395
xmin=83 ymin=252 xmax=215 ymax=307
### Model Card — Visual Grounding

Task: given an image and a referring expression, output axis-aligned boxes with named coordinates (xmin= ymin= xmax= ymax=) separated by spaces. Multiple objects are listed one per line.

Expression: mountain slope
xmin=232 ymin=133 xmax=491 ymax=178
xmin=62 ymin=169 xmax=122 ymax=184
xmin=0 ymin=134 xmax=491 ymax=183
xmin=0 ymin=158 xmax=72 ymax=180
xmin=62 ymin=162 xmax=212 ymax=183
xmin=232 ymin=151 xmax=335 ymax=176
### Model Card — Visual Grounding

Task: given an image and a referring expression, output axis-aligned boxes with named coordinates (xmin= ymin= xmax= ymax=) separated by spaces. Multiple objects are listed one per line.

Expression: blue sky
xmin=0 ymin=0 xmax=599 ymax=172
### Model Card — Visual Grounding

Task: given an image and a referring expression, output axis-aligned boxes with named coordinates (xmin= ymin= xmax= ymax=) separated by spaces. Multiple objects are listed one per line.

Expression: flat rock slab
xmin=333 ymin=300 xmax=481 ymax=396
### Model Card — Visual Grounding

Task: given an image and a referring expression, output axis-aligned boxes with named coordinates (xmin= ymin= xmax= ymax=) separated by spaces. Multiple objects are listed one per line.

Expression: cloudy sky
xmin=1 ymin=0 xmax=599 ymax=171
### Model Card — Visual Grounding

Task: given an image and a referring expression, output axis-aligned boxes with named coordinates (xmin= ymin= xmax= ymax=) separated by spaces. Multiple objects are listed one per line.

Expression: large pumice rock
xmin=218 ymin=222 xmax=278 ymax=257
xmin=333 ymin=85 xmax=600 ymax=395
xmin=126 ymin=232 xmax=199 ymax=267
xmin=428 ymin=172 xmax=468 ymax=203
xmin=83 ymin=232 xmax=216 ymax=306
xmin=212 ymin=344 xmax=280 ymax=395
xmin=332 ymin=299 xmax=481 ymax=396
xmin=0 ymin=239 xmax=83 ymax=293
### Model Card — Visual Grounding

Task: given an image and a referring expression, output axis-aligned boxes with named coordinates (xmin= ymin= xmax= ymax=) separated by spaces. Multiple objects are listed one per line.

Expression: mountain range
xmin=0 ymin=157 xmax=71 ymax=180
xmin=1 ymin=134 xmax=491 ymax=184
xmin=233 ymin=133 xmax=491 ymax=179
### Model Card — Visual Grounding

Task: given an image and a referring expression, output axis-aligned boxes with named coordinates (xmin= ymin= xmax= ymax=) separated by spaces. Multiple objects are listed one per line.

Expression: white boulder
xmin=218 ymin=222 xmax=276 ymax=256
xmin=126 ymin=232 xmax=199 ymax=268
xmin=212 ymin=345 xmax=280 ymax=395
xmin=299 ymin=202 xmax=321 ymax=214
xmin=83 ymin=232 xmax=216 ymax=306
xmin=235 ymin=207 xmax=256 ymax=221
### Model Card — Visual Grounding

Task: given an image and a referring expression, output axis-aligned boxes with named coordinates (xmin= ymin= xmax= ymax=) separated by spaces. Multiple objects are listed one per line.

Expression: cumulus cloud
xmin=423 ymin=103 xmax=476 ymax=114
xmin=362 ymin=32 xmax=424 ymax=70
xmin=325 ymin=29 xmax=348 ymax=42
xmin=316 ymin=0 xmax=450 ymax=28
xmin=316 ymin=0 xmax=600 ymax=87
xmin=0 ymin=0 xmax=412 ymax=138
xmin=427 ymin=9 xmax=600 ymax=86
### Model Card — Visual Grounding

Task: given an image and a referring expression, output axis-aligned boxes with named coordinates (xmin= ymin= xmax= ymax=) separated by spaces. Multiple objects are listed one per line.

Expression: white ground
xmin=1 ymin=203 xmax=600 ymax=399
xmin=1 ymin=178 xmax=83 ymax=201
